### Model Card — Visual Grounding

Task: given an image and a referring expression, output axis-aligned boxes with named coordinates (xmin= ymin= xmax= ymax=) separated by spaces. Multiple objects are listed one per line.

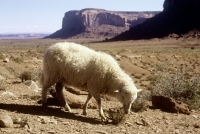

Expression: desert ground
xmin=0 ymin=38 xmax=200 ymax=133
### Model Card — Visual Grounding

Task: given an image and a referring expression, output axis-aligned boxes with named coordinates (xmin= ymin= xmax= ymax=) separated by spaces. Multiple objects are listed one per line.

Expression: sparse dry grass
xmin=150 ymin=62 xmax=200 ymax=110
xmin=0 ymin=80 xmax=7 ymax=91
xmin=0 ymin=66 xmax=15 ymax=78
xmin=19 ymin=69 xmax=41 ymax=82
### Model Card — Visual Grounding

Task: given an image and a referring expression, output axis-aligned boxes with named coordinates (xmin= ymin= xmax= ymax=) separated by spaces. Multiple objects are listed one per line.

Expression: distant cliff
xmin=163 ymin=0 xmax=200 ymax=9
xmin=111 ymin=0 xmax=200 ymax=41
xmin=46 ymin=8 xmax=159 ymax=39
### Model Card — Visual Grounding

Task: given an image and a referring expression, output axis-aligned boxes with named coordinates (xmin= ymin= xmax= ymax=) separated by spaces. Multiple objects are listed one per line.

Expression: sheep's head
xmin=113 ymin=85 xmax=142 ymax=114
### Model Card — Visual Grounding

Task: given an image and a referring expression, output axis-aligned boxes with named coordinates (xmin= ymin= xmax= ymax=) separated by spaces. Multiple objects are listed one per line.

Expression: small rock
xmin=3 ymin=58 xmax=9 ymax=63
xmin=24 ymin=80 xmax=41 ymax=92
xmin=135 ymin=121 xmax=143 ymax=126
xmin=49 ymin=119 xmax=57 ymax=125
xmin=0 ymin=114 xmax=13 ymax=128
xmin=38 ymin=116 xmax=57 ymax=124
xmin=13 ymin=117 xmax=22 ymax=124
xmin=0 ymin=91 xmax=16 ymax=98
xmin=24 ymin=123 xmax=31 ymax=129
xmin=141 ymin=119 xmax=150 ymax=126
xmin=48 ymin=131 xmax=56 ymax=134
xmin=93 ymin=130 xmax=108 ymax=134
xmin=193 ymin=123 xmax=200 ymax=128
xmin=174 ymin=129 xmax=180 ymax=134
xmin=165 ymin=120 xmax=170 ymax=124
xmin=0 ymin=75 xmax=4 ymax=80
xmin=125 ymin=122 xmax=132 ymax=127
xmin=191 ymin=115 xmax=198 ymax=119
xmin=163 ymin=115 xmax=170 ymax=120
xmin=38 ymin=116 xmax=50 ymax=122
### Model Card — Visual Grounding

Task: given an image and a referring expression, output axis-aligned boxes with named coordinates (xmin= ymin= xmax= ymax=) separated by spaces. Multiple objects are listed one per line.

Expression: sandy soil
xmin=0 ymin=38 xmax=200 ymax=133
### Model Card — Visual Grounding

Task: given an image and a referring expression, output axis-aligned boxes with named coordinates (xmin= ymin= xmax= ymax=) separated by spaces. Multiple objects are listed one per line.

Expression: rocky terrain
xmin=0 ymin=38 xmax=200 ymax=133
xmin=46 ymin=9 xmax=159 ymax=39
xmin=111 ymin=0 xmax=200 ymax=41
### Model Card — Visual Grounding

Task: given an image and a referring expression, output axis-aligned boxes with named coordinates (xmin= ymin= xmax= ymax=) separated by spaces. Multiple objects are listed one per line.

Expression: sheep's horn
xmin=137 ymin=89 xmax=142 ymax=92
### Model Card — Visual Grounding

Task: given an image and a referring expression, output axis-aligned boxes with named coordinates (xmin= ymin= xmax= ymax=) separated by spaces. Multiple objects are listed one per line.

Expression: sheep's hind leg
xmin=82 ymin=93 xmax=92 ymax=115
xmin=42 ymin=86 xmax=49 ymax=109
xmin=56 ymin=81 xmax=71 ymax=112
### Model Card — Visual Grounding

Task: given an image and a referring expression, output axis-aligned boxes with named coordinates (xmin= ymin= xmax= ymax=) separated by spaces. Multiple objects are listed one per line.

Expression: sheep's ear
xmin=137 ymin=89 xmax=142 ymax=92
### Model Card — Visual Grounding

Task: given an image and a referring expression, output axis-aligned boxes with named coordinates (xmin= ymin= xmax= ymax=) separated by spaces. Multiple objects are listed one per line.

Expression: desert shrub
xmin=0 ymin=80 xmax=7 ymax=91
xmin=0 ymin=53 xmax=4 ymax=60
xmin=19 ymin=71 xmax=32 ymax=82
xmin=150 ymin=63 xmax=200 ymax=110
xmin=0 ymin=67 xmax=14 ymax=78
xmin=131 ymin=90 xmax=151 ymax=112
xmin=134 ymin=75 xmax=142 ymax=79
xmin=19 ymin=69 xmax=41 ymax=82
xmin=146 ymin=75 xmax=157 ymax=82
xmin=106 ymin=108 xmax=126 ymax=125
xmin=105 ymin=91 xmax=151 ymax=125
xmin=13 ymin=57 xmax=23 ymax=64
xmin=30 ymin=69 xmax=41 ymax=82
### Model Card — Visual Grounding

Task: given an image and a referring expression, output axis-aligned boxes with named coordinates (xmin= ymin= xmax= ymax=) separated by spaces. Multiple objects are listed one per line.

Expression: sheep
xmin=40 ymin=42 xmax=141 ymax=120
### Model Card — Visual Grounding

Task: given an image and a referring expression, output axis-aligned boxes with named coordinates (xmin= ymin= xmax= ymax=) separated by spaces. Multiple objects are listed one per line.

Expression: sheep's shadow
xmin=0 ymin=103 xmax=102 ymax=124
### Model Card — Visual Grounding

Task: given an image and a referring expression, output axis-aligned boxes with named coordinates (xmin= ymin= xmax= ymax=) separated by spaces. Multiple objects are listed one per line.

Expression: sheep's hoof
xmin=82 ymin=111 xmax=87 ymax=116
xmin=64 ymin=105 xmax=71 ymax=112
xmin=42 ymin=103 xmax=48 ymax=112
xmin=100 ymin=115 xmax=107 ymax=122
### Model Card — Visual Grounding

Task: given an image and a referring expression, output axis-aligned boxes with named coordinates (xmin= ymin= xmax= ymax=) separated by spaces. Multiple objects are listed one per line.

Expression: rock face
xmin=111 ymin=0 xmax=200 ymax=41
xmin=152 ymin=95 xmax=191 ymax=115
xmin=47 ymin=8 xmax=159 ymax=39
xmin=163 ymin=0 xmax=200 ymax=9
xmin=0 ymin=114 xmax=13 ymax=128
xmin=48 ymin=86 xmax=97 ymax=109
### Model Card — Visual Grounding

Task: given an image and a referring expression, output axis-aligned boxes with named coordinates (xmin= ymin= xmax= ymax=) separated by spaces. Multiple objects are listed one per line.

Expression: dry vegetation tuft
xmin=19 ymin=69 xmax=41 ymax=82
xmin=0 ymin=80 xmax=7 ymax=91
xmin=106 ymin=108 xmax=126 ymax=125
xmin=131 ymin=91 xmax=151 ymax=112
xmin=150 ymin=63 xmax=200 ymax=110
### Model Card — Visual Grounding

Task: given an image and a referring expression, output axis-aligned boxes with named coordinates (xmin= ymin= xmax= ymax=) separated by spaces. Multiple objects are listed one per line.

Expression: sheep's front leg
xmin=82 ymin=93 xmax=92 ymax=115
xmin=92 ymin=93 xmax=107 ymax=121
xmin=56 ymin=82 xmax=71 ymax=112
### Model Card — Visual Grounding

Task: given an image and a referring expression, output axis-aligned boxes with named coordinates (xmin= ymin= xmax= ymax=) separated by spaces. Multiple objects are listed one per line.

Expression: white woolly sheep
xmin=40 ymin=42 xmax=141 ymax=120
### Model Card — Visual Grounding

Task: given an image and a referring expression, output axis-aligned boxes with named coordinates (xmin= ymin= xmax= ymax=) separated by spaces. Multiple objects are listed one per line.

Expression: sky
xmin=0 ymin=0 xmax=164 ymax=34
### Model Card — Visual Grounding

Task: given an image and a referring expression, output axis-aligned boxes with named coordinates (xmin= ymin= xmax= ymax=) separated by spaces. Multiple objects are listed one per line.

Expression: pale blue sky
xmin=0 ymin=0 xmax=164 ymax=34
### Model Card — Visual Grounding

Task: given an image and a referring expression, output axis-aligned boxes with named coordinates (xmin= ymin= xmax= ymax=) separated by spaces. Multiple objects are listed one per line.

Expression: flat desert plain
xmin=0 ymin=38 xmax=200 ymax=133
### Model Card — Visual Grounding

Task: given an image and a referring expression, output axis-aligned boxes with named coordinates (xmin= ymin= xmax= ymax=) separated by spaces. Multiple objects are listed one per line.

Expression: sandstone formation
xmin=46 ymin=8 xmax=159 ymax=39
xmin=0 ymin=114 xmax=13 ymax=128
xmin=111 ymin=0 xmax=200 ymax=41
xmin=163 ymin=0 xmax=200 ymax=9
xmin=152 ymin=95 xmax=191 ymax=115
xmin=48 ymin=86 xmax=97 ymax=109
